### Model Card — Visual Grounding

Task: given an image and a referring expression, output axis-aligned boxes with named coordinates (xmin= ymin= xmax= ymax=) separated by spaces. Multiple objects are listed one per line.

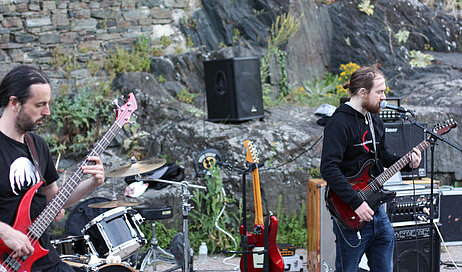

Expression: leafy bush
xmin=275 ymin=195 xmax=307 ymax=247
xmin=189 ymin=164 xmax=239 ymax=254
xmin=104 ymin=36 xmax=152 ymax=74
xmin=41 ymin=88 xmax=113 ymax=154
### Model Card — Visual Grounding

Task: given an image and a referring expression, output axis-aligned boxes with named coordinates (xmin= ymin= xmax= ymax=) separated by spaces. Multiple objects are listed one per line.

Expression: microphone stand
xmin=399 ymin=113 xmax=462 ymax=271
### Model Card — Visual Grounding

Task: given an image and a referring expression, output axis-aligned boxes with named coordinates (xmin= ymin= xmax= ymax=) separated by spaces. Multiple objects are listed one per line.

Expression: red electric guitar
xmin=0 ymin=93 xmax=137 ymax=272
xmin=326 ymin=119 xmax=457 ymax=231
xmin=240 ymin=140 xmax=284 ymax=272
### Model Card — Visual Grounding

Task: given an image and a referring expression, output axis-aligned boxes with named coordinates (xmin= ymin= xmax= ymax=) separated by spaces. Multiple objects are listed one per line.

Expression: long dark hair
xmin=343 ymin=65 xmax=384 ymax=96
xmin=0 ymin=65 xmax=50 ymax=108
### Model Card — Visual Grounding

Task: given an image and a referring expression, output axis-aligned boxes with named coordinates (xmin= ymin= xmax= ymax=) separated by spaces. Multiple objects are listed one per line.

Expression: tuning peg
xmin=112 ymin=98 xmax=120 ymax=108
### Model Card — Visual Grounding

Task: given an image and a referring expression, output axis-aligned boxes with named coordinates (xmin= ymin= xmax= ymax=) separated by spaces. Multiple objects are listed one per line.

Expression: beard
xmin=362 ymin=99 xmax=381 ymax=114
xmin=15 ymin=108 xmax=45 ymax=133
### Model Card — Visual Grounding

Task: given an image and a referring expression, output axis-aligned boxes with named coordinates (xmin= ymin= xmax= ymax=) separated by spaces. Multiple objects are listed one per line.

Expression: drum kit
xmin=51 ymin=158 xmax=205 ymax=272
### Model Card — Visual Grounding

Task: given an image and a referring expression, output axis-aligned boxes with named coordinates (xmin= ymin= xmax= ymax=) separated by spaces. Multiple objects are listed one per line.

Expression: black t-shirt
xmin=0 ymin=131 xmax=61 ymax=270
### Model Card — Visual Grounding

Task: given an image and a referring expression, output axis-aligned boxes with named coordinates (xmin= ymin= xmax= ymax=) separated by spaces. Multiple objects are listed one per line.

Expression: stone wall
xmin=0 ymin=0 xmax=198 ymax=79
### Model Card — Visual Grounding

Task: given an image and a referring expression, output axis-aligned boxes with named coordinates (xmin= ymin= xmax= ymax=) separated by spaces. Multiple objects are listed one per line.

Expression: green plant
xmin=177 ymin=88 xmax=198 ymax=104
xmin=104 ymin=36 xmax=151 ymax=73
xmin=186 ymin=35 xmax=194 ymax=48
xmin=232 ymin=28 xmax=241 ymax=44
xmin=160 ymin=35 xmax=172 ymax=47
xmin=158 ymin=75 xmax=167 ymax=83
xmin=189 ymin=163 xmax=239 ymax=254
xmin=50 ymin=47 xmax=80 ymax=79
xmin=358 ymin=0 xmax=374 ymax=15
xmin=275 ymin=195 xmax=307 ymax=247
xmin=409 ymin=50 xmax=434 ymax=67
xmin=41 ymin=88 xmax=114 ymax=154
xmin=394 ymin=29 xmax=410 ymax=44
xmin=261 ymin=13 xmax=303 ymax=100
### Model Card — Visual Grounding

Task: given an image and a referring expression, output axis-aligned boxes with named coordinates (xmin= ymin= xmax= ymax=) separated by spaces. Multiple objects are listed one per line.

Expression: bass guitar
xmin=0 ymin=93 xmax=137 ymax=272
xmin=326 ymin=119 xmax=457 ymax=231
xmin=240 ymin=140 xmax=284 ymax=272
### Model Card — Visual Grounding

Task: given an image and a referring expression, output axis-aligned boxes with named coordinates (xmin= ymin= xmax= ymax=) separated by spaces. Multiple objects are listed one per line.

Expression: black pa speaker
xmin=203 ymin=57 xmax=264 ymax=122
xmin=393 ymin=224 xmax=440 ymax=272
xmin=384 ymin=122 xmax=427 ymax=178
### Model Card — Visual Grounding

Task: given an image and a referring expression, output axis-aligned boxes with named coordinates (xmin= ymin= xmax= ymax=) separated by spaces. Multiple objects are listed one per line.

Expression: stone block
xmin=28 ymin=3 xmax=40 ymax=11
xmin=150 ymin=7 xmax=172 ymax=19
xmin=60 ymin=32 xmax=79 ymax=44
xmin=164 ymin=0 xmax=186 ymax=8
xmin=91 ymin=8 xmax=122 ymax=19
xmin=42 ymin=1 xmax=56 ymax=11
xmin=14 ymin=33 xmax=36 ymax=43
xmin=8 ymin=49 xmax=25 ymax=62
xmin=71 ymin=18 xmax=98 ymax=31
xmin=15 ymin=3 xmax=28 ymax=12
xmin=0 ymin=34 xmax=9 ymax=43
xmin=96 ymin=18 xmax=116 ymax=29
xmin=151 ymin=24 xmax=175 ymax=40
xmin=0 ymin=49 xmax=9 ymax=61
xmin=75 ymin=9 xmax=91 ymax=19
xmin=137 ymin=0 xmax=161 ymax=8
xmin=52 ymin=13 xmax=69 ymax=26
xmin=1 ymin=43 xmax=23 ymax=49
xmin=26 ymin=17 xmax=52 ymax=27
xmin=89 ymin=2 xmax=99 ymax=9
xmin=122 ymin=7 xmax=150 ymax=21
xmin=38 ymin=32 xmax=60 ymax=44
xmin=1 ymin=17 xmax=23 ymax=28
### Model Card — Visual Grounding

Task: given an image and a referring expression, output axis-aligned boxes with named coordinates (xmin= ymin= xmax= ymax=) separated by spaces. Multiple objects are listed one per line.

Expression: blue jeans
xmin=332 ymin=206 xmax=394 ymax=272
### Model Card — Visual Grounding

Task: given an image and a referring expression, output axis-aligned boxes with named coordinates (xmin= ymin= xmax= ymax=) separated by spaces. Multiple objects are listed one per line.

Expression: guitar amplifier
xmin=307 ymin=179 xmax=335 ymax=272
xmin=439 ymin=186 xmax=462 ymax=244
xmin=384 ymin=121 xmax=427 ymax=178
xmin=385 ymin=187 xmax=440 ymax=227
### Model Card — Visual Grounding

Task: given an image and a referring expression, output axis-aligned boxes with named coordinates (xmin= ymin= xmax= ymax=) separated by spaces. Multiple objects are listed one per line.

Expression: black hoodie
xmin=320 ymin=103 xmax=407 ymax=210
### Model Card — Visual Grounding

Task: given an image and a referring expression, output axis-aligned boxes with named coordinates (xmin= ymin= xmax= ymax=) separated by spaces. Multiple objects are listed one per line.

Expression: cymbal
xmin=88 ymin=200 xmax=141 ymax=209
xmin=106 ymin=158 xmax=167 ymax=178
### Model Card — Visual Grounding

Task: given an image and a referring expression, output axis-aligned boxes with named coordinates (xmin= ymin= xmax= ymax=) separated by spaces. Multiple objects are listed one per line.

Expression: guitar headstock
xmin=433 ymin=118 xmax=457 ymax=136
xmin=115 ymin=93 xmax=138 ymax=127
xmin=244 ymin=140 xmax=260 ymax=164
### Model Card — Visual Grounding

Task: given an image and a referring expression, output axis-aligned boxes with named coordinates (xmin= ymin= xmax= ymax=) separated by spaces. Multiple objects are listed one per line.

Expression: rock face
xmin=328 ymin=0 xmax=462 ymax=77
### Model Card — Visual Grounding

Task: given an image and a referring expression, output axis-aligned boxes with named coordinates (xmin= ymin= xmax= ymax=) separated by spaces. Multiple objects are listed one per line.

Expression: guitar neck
xmin=28 ymin=122 xmax=122 ymax=239
xmin=373 ymin=138 xmax=429 ymax=188
xmin=252 ymin=166 xmax=264 ymax=226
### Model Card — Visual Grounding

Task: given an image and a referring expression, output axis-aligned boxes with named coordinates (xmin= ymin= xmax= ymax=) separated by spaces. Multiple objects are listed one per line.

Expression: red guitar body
xmin=0 ymin=182 xmax=48 ymax=272
xmin=239 ymin=215 xmax=284 ymax=272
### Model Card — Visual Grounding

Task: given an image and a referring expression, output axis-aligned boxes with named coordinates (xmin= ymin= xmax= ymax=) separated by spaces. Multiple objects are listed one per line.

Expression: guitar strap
xmin=24 ymin=133 xmax=45 ymax=182
xmin=366 ymin=112 xmax=381 ymax=172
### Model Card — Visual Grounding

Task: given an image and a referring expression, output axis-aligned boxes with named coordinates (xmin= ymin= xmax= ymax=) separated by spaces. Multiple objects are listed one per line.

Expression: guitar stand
xmin=220 ymin=162 xmax=270 ymax=272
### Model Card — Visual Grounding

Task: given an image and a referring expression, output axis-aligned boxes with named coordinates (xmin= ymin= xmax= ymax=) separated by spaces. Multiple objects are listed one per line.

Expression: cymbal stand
xmin=181 ymin=181 xmax=193 ymax=272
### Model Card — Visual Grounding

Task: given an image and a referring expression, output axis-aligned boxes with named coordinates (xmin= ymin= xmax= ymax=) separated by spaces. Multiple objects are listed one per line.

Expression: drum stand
xmin=138 ymin=222 xmax=179 ymax=272
xmin=138 ymin=181 xmax=195 ymax=272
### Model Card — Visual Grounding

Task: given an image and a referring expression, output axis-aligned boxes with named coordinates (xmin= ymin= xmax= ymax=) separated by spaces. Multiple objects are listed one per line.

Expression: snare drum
xmin=96 ymin=263 xmax=137 ymax=271
xmin=51 ymin=235 xmax=89 ymax=256
xmin=83 ymin=207 xmax=146 ymax=259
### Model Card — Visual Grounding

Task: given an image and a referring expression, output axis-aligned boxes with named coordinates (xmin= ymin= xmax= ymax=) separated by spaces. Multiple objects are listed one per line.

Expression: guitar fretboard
xmin=28 ymin=122 xmax=122 ymax=239
xmin=371 ymin=139 xmax=429 ymax=190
